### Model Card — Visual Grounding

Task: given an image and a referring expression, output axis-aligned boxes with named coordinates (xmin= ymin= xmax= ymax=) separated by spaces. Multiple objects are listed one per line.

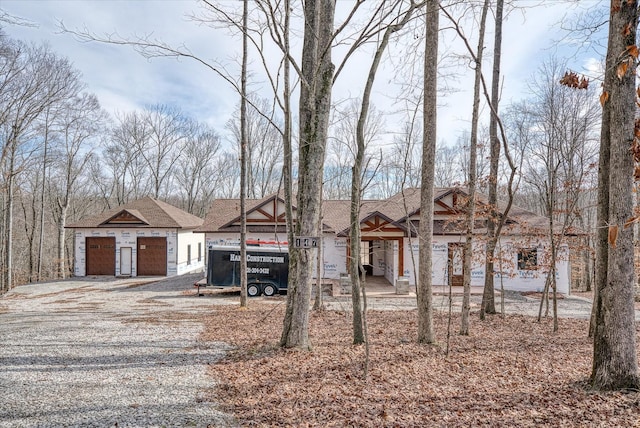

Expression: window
xmin=517 ymin=248 xmax=538 ymax=270
xmin=187 ymin=244 xmax=192 ymax=265
xmin=360 ymin=241 xmax=370 ymax=266
xmin=198 ymin=242 xmax=202 ymax=262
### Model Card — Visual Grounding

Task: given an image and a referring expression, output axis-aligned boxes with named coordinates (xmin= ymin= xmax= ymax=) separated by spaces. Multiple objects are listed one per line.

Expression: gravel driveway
xmin=0 ymin=273 xmax=237 ymax=428
xmin=325 ymin=287 xmax=640 ymax=321
xmin=2 ymin=275 xmax=637 ymax=427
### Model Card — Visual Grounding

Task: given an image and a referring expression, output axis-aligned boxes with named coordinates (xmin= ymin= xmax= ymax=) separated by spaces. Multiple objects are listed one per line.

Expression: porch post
xmin=346 ymin=238 xmax=351 ymax=271
xmin=398 ymin=238 xmax=404 ymax=278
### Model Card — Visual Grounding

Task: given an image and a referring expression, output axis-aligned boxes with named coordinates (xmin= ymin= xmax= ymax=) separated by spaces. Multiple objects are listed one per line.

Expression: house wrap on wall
xmin=67 ymin=197 xmax=205 ymax=277
xmin=196 ymin=187 xmax=576 ymax=294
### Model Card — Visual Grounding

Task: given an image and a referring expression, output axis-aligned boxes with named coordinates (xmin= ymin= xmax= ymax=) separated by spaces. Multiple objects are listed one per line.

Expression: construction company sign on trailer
xmin=206 ymin=245 xmax=289 ymax=297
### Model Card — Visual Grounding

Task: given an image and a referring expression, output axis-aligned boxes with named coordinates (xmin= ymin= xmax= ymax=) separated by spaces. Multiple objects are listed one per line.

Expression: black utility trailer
xmin=204 ymin=245 xmax=289 ymax=297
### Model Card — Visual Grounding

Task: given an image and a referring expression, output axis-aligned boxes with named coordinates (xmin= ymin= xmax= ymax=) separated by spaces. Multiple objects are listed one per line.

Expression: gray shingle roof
xmin=195 ymin=187 xmax=573 ymax=236
xmin=66 ymin=197 xmax=204 ymax=229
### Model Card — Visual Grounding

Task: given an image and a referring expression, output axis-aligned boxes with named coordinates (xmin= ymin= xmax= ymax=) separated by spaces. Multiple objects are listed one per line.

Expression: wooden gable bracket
xmin=249 ymin=198 xmax=289 ymax=224
xmin=434 ymin=199 xmax=458 ymax=215
xmin=253 ymin=207 xmax=277 ymax=222
xmin=361 ymin=215 xmax=405 ymax=234
xmin=100 ymin=209 xmax=149 ymax=226
xmin=223 ymin=195 xmax=294 ymax=229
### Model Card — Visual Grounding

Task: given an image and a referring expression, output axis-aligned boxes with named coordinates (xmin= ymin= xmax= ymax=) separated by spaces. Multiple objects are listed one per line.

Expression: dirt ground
xmin=201 ymin=300 xmax=640 ymax=428
xmin=4 ymin=277 xmax=638 ymax=427
xmin=572 ymin=289 xmax=640 ymax=311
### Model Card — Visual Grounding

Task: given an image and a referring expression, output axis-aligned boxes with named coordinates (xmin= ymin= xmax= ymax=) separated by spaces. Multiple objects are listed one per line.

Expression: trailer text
xmin=229 ymin=253 xmax=286 ymax=264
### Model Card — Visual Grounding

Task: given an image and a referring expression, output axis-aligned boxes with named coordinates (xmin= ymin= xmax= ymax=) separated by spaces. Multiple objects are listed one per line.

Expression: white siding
xmin=204 ymin=231 xmax=571 ymax=294
xmin=322 ymin=237 xmax=347 ymax=279
xmin=205 ymin=232 xmax=288 ymax=250
xmin=176 ymin=230 xmax=206 ymax=275
xmin=400 ymin=236 xmax=570 ymax=294
xmin=383 ymin=240 xmax=398 ymax=284
xmin=73 ymin=228 xmax=204 ymax=278
xmin=371 ymin=240 xmax=386 ymax=276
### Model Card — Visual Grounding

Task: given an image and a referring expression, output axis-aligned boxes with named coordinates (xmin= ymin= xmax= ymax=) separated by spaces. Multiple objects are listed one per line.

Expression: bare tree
xmin=417 ymin=0 xmax=439 ymax=344
xmin=481 ymin=0 xmax=504 ymax=318
xmin=140 ymin=105 xmax=188 ymax=199
xmin=239 ymin=0 xmax=249 ymax=308
xmin=457 ymin=0 xmax=489 ymax=336
xmin=174 ymin=124 xmax=221 ymax=216
xmin=104 ymin=111 xmax=149 ymax=204
xmin=372 ymin=120 xmax=423 ymax=198
xmin=434 ymin=143 xmax=462 ymax=187
xmin=280 ymin=0 xmax=335 ymax=350
xmin=455 ymin=129 xmax=490 ymax=189
xmin=348 ymin=1 xmax=421 ymax=346
xmin=591 ymin=0 xmax=639 ymax=391
xmin=325 ymin=99 xmax=384 ymax=200
xmin=0 ymin=41 xmax=81 ymax=291
xmin=227 ymin=96 xmax=284 ymax=199
xmin=213 ymin=152 xmax=241 ymax=198
xmin=518 ymin=59 xmax=599 ymax=331
xmin=50 ymin=93 xmax=105 ymax=278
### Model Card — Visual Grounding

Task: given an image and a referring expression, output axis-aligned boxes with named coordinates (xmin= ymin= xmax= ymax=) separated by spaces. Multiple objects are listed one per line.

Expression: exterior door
xmin=120 ymin=247 xmax=132 ymax=276
xmin=360 ymin=240 xmax=373 ymax=276
xmin=448 ymin=243 xmax=464 ymax=287
xmin=137 ymin=237 xmax=167 ymax=276
xmin=86 ymin=237 xmax=116 ymax=275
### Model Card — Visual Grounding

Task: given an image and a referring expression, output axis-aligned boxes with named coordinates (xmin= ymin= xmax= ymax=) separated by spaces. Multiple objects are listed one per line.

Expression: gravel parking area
xmin=0 ymin=273 xmax=237 ymax=428
xmin=324 ymin=287 xmax=640 ymax=321
xmin=2 ymin=274 xmax=637 ymax=427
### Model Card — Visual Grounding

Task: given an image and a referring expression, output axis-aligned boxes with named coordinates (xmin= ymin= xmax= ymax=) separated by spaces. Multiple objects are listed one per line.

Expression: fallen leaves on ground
xmin=201 ymin=304 xmax=640 ymax=427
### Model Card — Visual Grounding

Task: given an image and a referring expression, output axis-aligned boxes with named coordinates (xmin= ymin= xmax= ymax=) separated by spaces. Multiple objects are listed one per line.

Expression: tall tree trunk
xmin=57 ymin=203 xmax=69 ymax=279
xmin=38 ymin=111 xmax=50 ymax=282
xmin=417 ymin=0 xmax=439 ymax=344
xmin=461 ymin=0 xmax=489 ymax=336
xmin=280 ymin=0 xmax=298 ymax=342
xmin=550 ymin=240 xmax=558 ymax=332
xmin=5 ymin=149 xmax=15 ymax=290
xmin=591 ymin=0 xmax=640 ymax=391
xmin=0 ymin=191 xmax=5 ymax=292
xmin=313 ymin=205 xmax=324 ymax=311
xmin=480 ymin=0 xmax=503 ymax=319
xmin=349 ymin=220 xmax=365 ymax=345
xmin=281 ymin=0 xmax=334 ymax=350
xmin=590 ymin=40 xmax=613 ymax=340
xmin=20 ymin=196 xmax=37 ymax=283
xmin=349 ymin=1 xmax=419 ymax=345
xmin=239 ymin=0 xmax=249 ymax=308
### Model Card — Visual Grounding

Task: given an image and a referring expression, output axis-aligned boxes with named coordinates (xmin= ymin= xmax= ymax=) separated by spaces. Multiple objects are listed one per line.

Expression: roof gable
xmin=196 ymin=193 xmax=299 ymax=233
xmin=67 ymin=197 xmax=204 ymax=229
xmin=336 ymin=211 xmax=407 ymax=237
xmin=100 ymin=209 xmax=149 ymax=226
xmin=223 ymin=194 xmax=290 ymax=228
xmin=197 ymin=187 xmax=562 ymax=236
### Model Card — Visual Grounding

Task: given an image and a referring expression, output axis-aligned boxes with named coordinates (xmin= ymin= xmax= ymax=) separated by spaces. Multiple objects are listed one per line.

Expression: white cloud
xmin=1 ymin=1 xmax=605 ymax=149
xmin=2 ymin=0 xmax=239 ymax=140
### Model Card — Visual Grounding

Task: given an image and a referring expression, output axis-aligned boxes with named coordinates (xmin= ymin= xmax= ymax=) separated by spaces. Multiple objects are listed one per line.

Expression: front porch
xmin=335 ymin=275 xmax=488 ymax=297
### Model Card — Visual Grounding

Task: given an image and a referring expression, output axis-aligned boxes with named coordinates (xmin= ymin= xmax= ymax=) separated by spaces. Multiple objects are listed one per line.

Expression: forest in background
xmin=0 ymin=28 xmax=600 ymax=290
xmin=2 ymin=0 xmax=638 ymax=394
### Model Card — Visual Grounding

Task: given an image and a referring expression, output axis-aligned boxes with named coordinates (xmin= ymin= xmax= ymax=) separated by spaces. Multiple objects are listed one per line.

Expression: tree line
xmin=0 ymin=33 xmax=283 ymax=290
xmin=0 ymin=32 xmax=596 ymax=292
xmin=2 ymin=0 xmax=637 ymax=392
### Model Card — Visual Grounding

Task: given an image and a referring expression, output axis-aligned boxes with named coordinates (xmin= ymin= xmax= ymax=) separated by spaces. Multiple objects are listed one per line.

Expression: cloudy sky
xmin=1 ymin=0 xmax=605 ymax=147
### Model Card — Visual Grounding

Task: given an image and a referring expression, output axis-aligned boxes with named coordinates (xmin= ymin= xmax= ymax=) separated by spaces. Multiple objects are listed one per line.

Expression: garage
xmin=86 ymin=237 xmax=116 ymax=275
xmin=68 ymin=197 xmax=205 ymax=278
xmin=137 ymin=237 xmax=167 ymax=276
